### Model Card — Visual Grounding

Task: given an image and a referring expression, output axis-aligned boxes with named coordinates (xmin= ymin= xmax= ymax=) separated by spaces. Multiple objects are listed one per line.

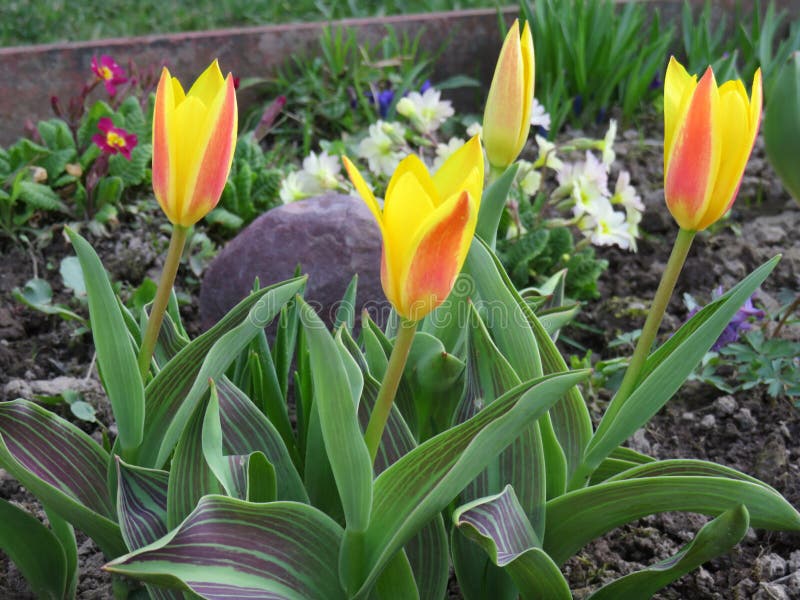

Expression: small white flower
xmin=299 ymin=151 xmax=341 ymax=194
xmin=530 ymin=98 xmax=551 ymax=131
xmin=611 ymin=171 xmax=644 ymax=212
xmin=571 ymin=177 xmax=611 ymax=219
xmin=533 ymin=135 xmax=563 ymax=171
xmin=516 ymin=160 xmax=542 ymax=196
xmin=466 ymin=121 xmax=483 ymax=138
xmin=357 ymin=121 xmax=406 ymax=177
xmin=582 ymin=202 xmax=633 ymax=249
xmin=599 ymin=119 xmax=617 ymax=167
xmin=279 ymin=171 xmax=311 ymax=204
xmin=396 ymin=87 xmax=454 ymax=134
xmin=559 ymin=152 xmax=608 ymax=202
xmin=432 ymin=137 xmax=465 ymax=172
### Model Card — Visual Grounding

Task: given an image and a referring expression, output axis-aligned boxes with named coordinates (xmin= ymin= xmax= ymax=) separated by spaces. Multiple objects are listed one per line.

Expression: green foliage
xmin=521 ymin=0 xmax=674 ymax=134
xmin=260 ymin=25 xmax=436 ymax=156
xmin=209 ymin=135 xmax=284 ymax=230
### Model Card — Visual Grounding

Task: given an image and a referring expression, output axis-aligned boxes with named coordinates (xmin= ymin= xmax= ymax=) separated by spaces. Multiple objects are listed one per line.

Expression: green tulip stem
xmin=137 ymin=224 xmax=189 ymax=380
xmin=613 ymin=227 xmax=696 ymax=407
xmin=364 ymin=317 xmax=418 ymax=463
xmin=487 ymin=164 xmax=505 ymax=186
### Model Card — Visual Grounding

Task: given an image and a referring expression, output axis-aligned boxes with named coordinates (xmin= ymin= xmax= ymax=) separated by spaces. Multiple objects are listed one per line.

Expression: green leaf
xmin=334 ymin=274 xmax=358 ymax=332
xmin=106 ymin=496 xmax=347 ymax=600
xmin=544 ymin=475 xmax=800 ymax=564
xmin=43 ymin=506 xmax=78 ymax=599
xmin=67 ymin=227 xmax=144 ymax=451
xmin=205 ymin=207 xmax=244 ymax=230
xmin=13 ymin=278 xmax=85 ymax=322
xmin=298 ymin=298 xmax=372 ymax=534
xmin=116 ymin=459 xmax=169 ymax=551
xmin=476 ymin=163 xmax=520 ymax=249
xmin=0 ymin=400 xmax=125 ymax=557
xmin=588 ymin=505 xmax=750 ymax=599
xmin=108 ymin=143 xmax=151 ymax=186
xmin=353 ymin=370 xmax=588 ymax=596
xmin=17 ymin=181 xmax=69 ymax=212
xmin=454 ymin=485 xmax=571 ymax=600
xmin=0 ymin=498 xmax=70 ymax=600
xmin=93 ymin=175 xmax=123 ymax=208
xmin=59 ymin=256 xmax=86 ymax=298
xmin=581 ymin=256 xmax=780 ymax=481
xmin=136 ymin=276 xmax=305 ymax=468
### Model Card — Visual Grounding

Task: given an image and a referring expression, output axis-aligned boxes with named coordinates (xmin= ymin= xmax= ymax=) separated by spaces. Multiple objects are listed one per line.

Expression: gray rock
xmin=788 ymin=550 xmax=800 ymax=572
xmin=754 ymin=582 xmax=790 ymax=600
xmin=785 ymin=571 xmax=800 ymax=597
xmin=199 ymin=194 xmax=389 ymax=330
xmin=735 ymin=407 xmax=757 ymax=430
xmin=699 ymin=414 xmax=716 ymax=430
xmin=758 ymin=553 xmax=788 ymax=580
xmin=713 ymin=395 xmax=738 ymax=416
xmin=628 ymin=428 xmax=651 ymax=455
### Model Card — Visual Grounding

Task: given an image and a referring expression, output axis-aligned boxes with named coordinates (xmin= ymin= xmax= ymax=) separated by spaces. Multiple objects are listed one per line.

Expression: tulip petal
xmin=181 ymin=74 xmax=238 ymax=226
xmin=663 ymin=56 xmax=697 ymax=171
xmin=186 ymin=59 xmax=225 ymax=107
xmin=516 ymin=21 xmax=535 ymax=152
xmin=385 ymin=155 xmax=438 ymax=209
xmin=152 ymin=68 xmax=177 ymax=222
xmin=342 ymin=156 xmax=383 ymax=226
xmin=169 ymin=95 xmax=207 ymax=223
xmin=665 ymin=67 xmax=721 ymax=230
xmin=399 ymin=191 xmax=476 ymax=321
xmin=382 ymin=169 xmax=436 ymax=278
xmin=432 ymin=135 xmax=484 ymax=210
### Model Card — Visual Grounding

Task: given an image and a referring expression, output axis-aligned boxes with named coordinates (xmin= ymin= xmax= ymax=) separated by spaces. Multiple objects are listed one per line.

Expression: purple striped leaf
xmin=544 ymin=475 xmax=800 ymax=564
xmin=136 ymin=276 xmax=306 ymax=469
xmin=116 ymin=459 xmax=169 ymax=551
xmin=454 ymin=485 xmax=571 ymax=600
xmin=167 ymin=398 xmax=221 ymax=529
xmin=0 ymin=400 xmax=125 ymax=557
xmin=353 ymin=369 xmax=588 ymax=596
xmin=215 ymin=378 xmax=306 ymax=502
xmin=105 ymin=496 xmax=346 ymax=600
xmin=588 ymin=505 xmax=749 ymax=600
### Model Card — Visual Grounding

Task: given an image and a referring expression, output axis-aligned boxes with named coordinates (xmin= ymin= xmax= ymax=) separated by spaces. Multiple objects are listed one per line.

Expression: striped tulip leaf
xmin=154 ymin=309 xmax=189 ymax=368
xmin=589 ymin=445 xmax=657 ymax=485
xmin=106 ymin=496 xmax=347 ymax=599
xmin=353 ymin=369 xmax=588 ymax=597
xmin=353 ymin=362 xmax=449 ymax=600
xmin=544 ymin=475 xmax=800 ymax=564
xmin=43 ymin=506 xmax=78 ymax=599
xmin=152 ymin=277 xmax=305 ymax=468
xmin=334 ymin=274 xmax=358 ymax=332
xmin=606 ymin=459 xmax=779 ymax=491
xmin=298 ymin=298 xmax=372 ymax=533
xmin=0 ymin=498 xmax=72 ymax=600
xmin=454 ymin=485 xmax=571 ymax=600
xmin=587 ymin=504 xmax=749 ymax=600
xmin=465 ymin=238 xmax=568 ymax=500
xmin=167 ymin=398 xmax=221 ymax=529
xmin=0 ymin=400 xmax=125 ymax=557
xmin=137 ymin=276 xmax=306 ymax=468
xmin=581 ymin=256 xmax=779 ymax=483
xmin=215 ymin=377 xmax=306 ymax=502
xmin=116 ymin=458 xmax=169 ymax=551
xmin=66 ymin=227 xmax=144 ymax=451
xmin=476 ymin=162 xmax=520 ymax=249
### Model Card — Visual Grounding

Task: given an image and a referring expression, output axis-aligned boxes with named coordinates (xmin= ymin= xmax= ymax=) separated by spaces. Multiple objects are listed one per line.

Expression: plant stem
xmin=613 ymin=227 xmax=696 ymax=406
xmin=487 ymin=164 xmax=504 ymax=186
xmin=137 ymin=224 xmax=189 ymax=379
xmin=364 ymin=318 xmax=417 ymax=463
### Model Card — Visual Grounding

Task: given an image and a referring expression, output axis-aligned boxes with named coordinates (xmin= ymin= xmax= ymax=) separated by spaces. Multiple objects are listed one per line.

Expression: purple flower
xmin=687 ymin=287 xmax=765 ymax=351
xmin=92 ymin=117 xmax=137 ymax=159
xmin=91 ymin=55 xmax=128 ymax=96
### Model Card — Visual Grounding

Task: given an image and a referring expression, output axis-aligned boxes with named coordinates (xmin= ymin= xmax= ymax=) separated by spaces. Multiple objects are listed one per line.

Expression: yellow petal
xmin=663 ymin=56 xmax=697 ymax=172
xmin=186 ymin=59 xmax=225 ymax=108
xmin=152 ymin=68 xmax=177 ymax=223
xmin=432 ymin=135 xmax=484 ymax=209
xmin=169 ymin=94 xmax=207 ymax=221
xmin=342 ymin=156 xmax=383 ymax=226
xmin=516 ymin=20 xmax=535 ymax=152
xmin=385 ymin=154 xmax=439 ymax=207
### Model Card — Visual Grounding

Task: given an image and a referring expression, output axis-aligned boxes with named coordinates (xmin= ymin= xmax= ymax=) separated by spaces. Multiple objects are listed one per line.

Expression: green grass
xmin=1 ymin=0 xmax=498 ymax=47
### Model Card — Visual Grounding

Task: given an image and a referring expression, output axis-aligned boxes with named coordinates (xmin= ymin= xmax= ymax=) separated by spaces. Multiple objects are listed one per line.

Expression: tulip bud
xmin=764 ymin=52 xmax=800 ymax=205
xmin=482 ymin=20 xmax=535 ymax=169
xmin=663 ymin=57 xmax=762 ymax=231
xmin=152 ymin=60 xmax=238 ymax=227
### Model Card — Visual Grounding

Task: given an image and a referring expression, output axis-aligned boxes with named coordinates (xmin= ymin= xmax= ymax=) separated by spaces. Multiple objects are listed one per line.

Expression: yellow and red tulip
xmin=152 ymin=60 xmax=238 ymax=227
xmin=663 ymin=57 xmax=762 ymax=231
xmin=343 ymin=136 xmax=484 ymax=322
xmin=482 ymin=19 xmax=535 ymax=170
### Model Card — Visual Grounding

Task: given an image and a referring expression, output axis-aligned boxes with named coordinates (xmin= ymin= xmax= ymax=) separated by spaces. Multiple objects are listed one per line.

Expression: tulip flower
xmin=663 ymin=57 xmax=762 ymax=231
xmin=343 ymin=135 xmax=484 ymax=322
xmin=482 ymin=19 xmax=535 ymax=170
xmin=138 ymin=60 xmax=237 ymax=379
xmin=152 ymin=60 xmax=238 ymax=227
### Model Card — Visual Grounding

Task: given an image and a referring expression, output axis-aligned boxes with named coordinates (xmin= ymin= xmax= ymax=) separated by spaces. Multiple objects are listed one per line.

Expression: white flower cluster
xmin=278 ymin=151 xmax=343 ymax=204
